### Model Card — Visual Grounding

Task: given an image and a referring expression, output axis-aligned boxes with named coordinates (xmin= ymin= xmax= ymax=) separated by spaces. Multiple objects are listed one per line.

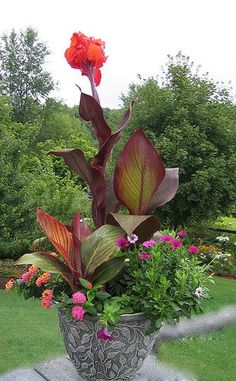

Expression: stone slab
xmin=35 ymin=356 xmax=196 ymax=381
xmin=0 ymin=368 xmax=44 ymax=381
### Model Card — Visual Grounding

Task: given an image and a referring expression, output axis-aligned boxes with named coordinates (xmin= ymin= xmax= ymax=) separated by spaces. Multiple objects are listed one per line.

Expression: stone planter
xmin=58 ymin=309 xmax=158 ymax=381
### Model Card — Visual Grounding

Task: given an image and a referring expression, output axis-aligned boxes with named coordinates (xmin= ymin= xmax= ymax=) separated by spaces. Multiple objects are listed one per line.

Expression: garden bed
xmin=0 ymin=261 xmax=26 ymax=289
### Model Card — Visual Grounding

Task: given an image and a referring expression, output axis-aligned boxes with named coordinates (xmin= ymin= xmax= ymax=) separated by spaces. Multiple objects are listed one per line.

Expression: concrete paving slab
xmin=35 ymin=356 xmax=196 ymax=381
xmin=0 ymin=368 xmax=44 ymax=381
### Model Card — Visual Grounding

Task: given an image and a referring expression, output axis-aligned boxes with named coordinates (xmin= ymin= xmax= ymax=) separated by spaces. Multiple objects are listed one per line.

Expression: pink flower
xmin=177 ymin=230 xmax=187 ymax=239
xmin=139 ymin=252 xmax=152 ymax=260
xmin=72 ymin=291 xmax=87 ymax=304
xmin=41 ymin=289 xmax=53 ymax=309
xmin=21 ymin=271 xmax=32 ymax=283
xmin=160 ymin=234 xmax=174 ymax=242
xmin=116 ymin=236 xmax=129 ymax=250
xmin=171 ymin=239 xmax=183 ymax=249
xmin=97 ymin=328 xmax=113 ymax=341
xmin=188 ymin=245 xmax=199 ymax=254
xmin=127 ymin=233 xmax=138 ymax=244
xmin=142 ymin=239 xmax=156 ymax=248
xmin=71 ymin=306 xmax=85 ymax=320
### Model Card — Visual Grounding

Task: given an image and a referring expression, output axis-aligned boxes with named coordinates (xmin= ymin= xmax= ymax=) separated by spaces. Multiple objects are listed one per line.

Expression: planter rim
xmin=58 ymin=308 xmax=148 ymax=322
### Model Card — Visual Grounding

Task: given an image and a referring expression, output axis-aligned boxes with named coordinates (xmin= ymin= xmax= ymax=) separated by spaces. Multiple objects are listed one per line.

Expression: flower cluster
xmin=216 ymin=235 xmax=229 ymax=243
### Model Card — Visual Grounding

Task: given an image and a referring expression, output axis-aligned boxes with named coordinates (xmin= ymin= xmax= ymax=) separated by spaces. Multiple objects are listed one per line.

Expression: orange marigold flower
xmin=5 ymin=278 xmax=14 ymax=291
xmin=65 ymin=31 xmax=107 ymax=86
xmin=36 ymin=272 xmax=51 ymax=287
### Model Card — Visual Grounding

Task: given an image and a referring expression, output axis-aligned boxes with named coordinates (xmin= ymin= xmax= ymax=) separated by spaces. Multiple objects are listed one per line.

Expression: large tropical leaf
xmin=93 ymin=257 xmax=125 ymax=285
xmin=146 ymin=168 xmax=179 ymax=212
xmin=107 ymin=213 xmax=160 ymax=242
xmin=114 ymin=129 xmax=166 ymax=214
xmin=16 ymin=252 xmax=74 ymax=290
xmin=81 ymin=225 xmax=124 ymax=277
xmin=79 ymin=92 xmax=111 ymax=148
xmin=36 ymin=209 xmax=72 ymax=262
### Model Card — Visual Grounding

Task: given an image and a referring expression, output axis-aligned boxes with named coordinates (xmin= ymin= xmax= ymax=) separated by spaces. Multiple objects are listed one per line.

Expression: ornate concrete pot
xmin=58 ymin=309 xmax=158 ymax=381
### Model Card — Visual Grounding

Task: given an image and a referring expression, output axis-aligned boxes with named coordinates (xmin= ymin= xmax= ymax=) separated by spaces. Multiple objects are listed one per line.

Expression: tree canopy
xmin=120 ymin=53 xmax=236 ymax=227
xmin=0 ymin=27 xmax=55 ymax=123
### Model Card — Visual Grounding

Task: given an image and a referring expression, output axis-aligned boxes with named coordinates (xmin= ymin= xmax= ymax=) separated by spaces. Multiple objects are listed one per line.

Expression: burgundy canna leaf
xmin=92 ymin=101 xmax=134 ymax=172
xmin=50 ymin=149 xmax=107 ymax=227
xmin=36 ymin=208 xmax=73 ymax=262
xmin=79 ymin=92 xmax=111 ymax=148
xmin=107 ymin=213 xmax=160 ymax=242
xmin=114 ymin=129 xmax=166 ymax=214
xmin=146 ymin=168 xmax=179 ymax=212
xmin=105 ymin=176 xmax=120 ymax=218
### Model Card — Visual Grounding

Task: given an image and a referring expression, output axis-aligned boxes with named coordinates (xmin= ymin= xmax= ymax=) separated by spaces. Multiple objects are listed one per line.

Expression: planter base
xmin=35 ymin=356 xmax=196 ymax=381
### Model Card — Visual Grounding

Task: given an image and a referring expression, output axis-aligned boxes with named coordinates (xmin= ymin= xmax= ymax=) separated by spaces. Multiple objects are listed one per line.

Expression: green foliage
xmin=121 ymin=53 xmax=236 ymax=226
xmin=0 ymin=96 xmax=93 ymax=260
xmin=0 ymin=27 xmax=55 ymax=123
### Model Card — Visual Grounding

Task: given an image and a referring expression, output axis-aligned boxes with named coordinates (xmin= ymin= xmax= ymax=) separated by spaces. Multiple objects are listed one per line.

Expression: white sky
xmin=1 ymin=0 xmax=236 ymax=108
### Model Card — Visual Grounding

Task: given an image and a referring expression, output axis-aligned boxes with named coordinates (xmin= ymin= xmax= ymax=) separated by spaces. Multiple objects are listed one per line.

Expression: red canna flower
xmin=65 ymin=32 xmax=106 ymax=87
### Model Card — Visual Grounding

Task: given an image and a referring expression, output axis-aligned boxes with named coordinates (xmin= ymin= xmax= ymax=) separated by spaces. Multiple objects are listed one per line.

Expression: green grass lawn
xmin=0 ymin=277 xmax=236 ymax=378
xmin=160 ymin=277 xmax=236 ymax=381
xmin=214 ymin=216 xmax=236 ymax=230
xmin=0 ymin=291 xmax=65 ymax=375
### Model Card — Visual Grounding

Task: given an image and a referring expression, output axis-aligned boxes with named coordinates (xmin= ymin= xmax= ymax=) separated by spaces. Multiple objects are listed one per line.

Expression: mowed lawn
xmin=0 ymin=291 xmax=65 ymax=375
xmin=0 ymin=277 xmax=236 ymax=378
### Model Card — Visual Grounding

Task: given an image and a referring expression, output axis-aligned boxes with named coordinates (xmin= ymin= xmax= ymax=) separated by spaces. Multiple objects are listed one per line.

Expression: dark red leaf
xmin=107 ymin=213 xmax=160 ymax=242
xmin=92 ymin=101 xmax=134 ymax=172
xmin=146 ymin=168 xmax=179 ymax=212
xmin=79 ymin=92 xmax=111 ymax=148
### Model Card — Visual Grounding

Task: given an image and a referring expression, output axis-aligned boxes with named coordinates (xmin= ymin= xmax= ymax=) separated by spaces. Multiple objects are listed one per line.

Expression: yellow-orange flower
xmin=28 ymin=265 xmax=39 ymax=275
xmin=36 ymin=272 xmax=51 ymax=287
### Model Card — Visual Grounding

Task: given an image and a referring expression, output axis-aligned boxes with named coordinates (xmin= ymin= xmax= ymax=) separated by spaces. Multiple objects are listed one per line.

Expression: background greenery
xmin=0 ymin=27 xmax=236 ymax=264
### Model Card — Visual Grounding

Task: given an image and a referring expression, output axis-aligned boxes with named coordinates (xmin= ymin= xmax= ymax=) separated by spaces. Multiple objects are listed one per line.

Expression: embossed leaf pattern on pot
xmin=58 ymin=309 xmax=158 ymax=380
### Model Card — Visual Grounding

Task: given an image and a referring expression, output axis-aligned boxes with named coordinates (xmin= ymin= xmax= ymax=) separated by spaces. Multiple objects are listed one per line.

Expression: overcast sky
xmin=1 ymin=0 xmax=236 ymax=108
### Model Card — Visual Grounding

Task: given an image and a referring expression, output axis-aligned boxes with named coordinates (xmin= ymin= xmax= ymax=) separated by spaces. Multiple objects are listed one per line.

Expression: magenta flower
xmin=71 ymin=306 xmax=85 ymax=320
xmin=21 ymin=271 xmax=32 ymax=283
xmin=160 ymin=234 xmax=174 ymax=242
xmin=171 ymin=239 xmax=183 ymax=249
xmin=142 ymin=239 xmax=156 ymax=248
xmin=177 ymin=230 xmax=187 ymax=239
xmin=127 ymin=233 xmax=138 ymax=244
xmin=188 ymin=245 xmax=199 ymax=254
xmin=116 ymin=236 xmax=129 ymax=250
xmin=97 ymin=328 xmax=113 ymax=341
xmin=72 ymin=291 xmax=87 ymax=304
xmin=139 ymin=252 xmax=152 ymax=260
